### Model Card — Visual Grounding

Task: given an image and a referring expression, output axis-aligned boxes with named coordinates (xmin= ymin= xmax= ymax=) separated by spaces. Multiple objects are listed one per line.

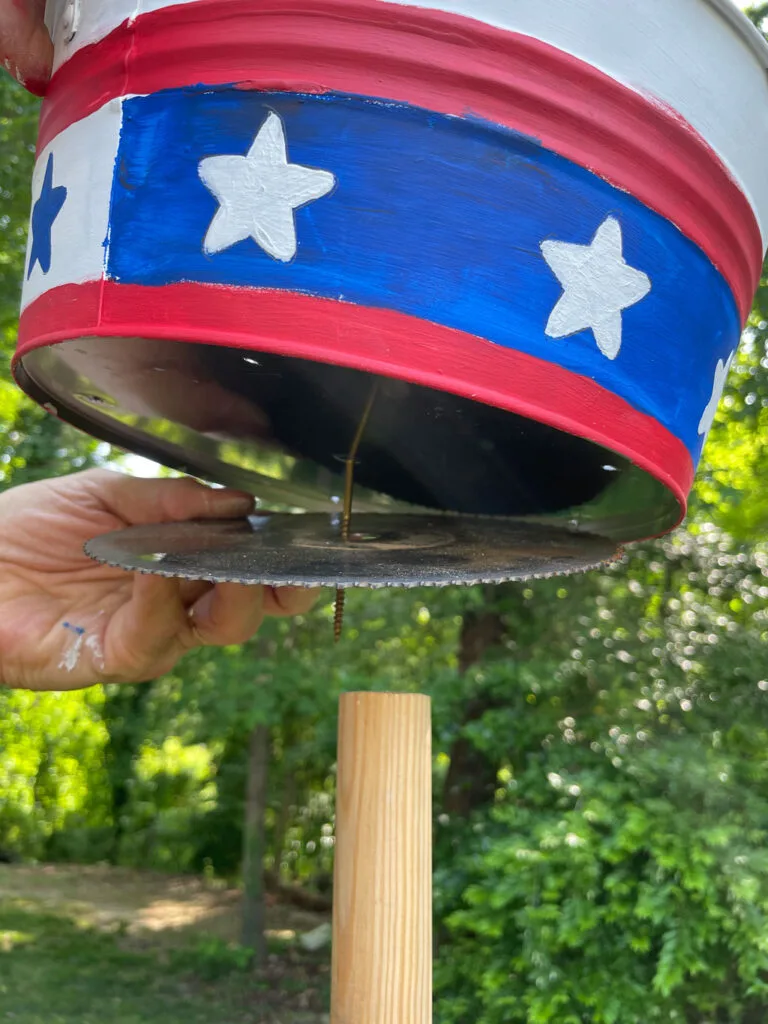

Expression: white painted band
xmin=43 ymin=0 xmax=768 ymax=246
xmin=22 ymin=99 xmax=122 ymax=311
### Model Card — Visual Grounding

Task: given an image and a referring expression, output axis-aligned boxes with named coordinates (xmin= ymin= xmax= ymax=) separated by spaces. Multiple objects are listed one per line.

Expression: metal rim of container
xmin=705 ymin=0 xmax=768 ymax=69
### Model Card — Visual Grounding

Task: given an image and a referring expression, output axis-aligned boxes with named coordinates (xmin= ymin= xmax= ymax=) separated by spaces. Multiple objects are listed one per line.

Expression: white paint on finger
xmin=58 ymin=622 xmax=86 ymax=672
xmin=57 ymin=617 xmax=107 ymax=673
xmin=85 ymin=632 xmax=106 ymax=671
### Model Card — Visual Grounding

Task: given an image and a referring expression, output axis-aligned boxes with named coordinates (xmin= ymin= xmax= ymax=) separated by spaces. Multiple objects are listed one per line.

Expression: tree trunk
xmin=442 ymin=605 xmax=506 ymax=817
xmin=241 ymin=723 xmax=270 ymax=962
xmin=436 ymin=590 xmax=508 ymax=956
xmin=271 ymin=763 xmax=297 ymax=882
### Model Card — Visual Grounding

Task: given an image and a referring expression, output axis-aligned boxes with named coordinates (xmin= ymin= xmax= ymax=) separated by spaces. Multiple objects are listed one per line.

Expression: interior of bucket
xmin=16 ymin=336 xmax=680 ymax=543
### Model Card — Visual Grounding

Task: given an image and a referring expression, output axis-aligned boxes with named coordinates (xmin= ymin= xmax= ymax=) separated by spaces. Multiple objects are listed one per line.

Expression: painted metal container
xmin=14 ymin=0 xmax=768 ymax=542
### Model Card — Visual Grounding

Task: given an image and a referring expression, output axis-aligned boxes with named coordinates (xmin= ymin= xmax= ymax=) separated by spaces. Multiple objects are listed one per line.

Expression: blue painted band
xmin=107 ymin=88 xmax=741 ymax=460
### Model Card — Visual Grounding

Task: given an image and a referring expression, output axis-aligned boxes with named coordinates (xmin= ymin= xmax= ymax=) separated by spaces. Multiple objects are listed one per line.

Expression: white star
xmin=698 ymin=352 xmax=735 ymax=437
xmin=541 ymin=216 xmax=651 ymax=360
xmin=198 ymin=112 xmax=335 ymax=262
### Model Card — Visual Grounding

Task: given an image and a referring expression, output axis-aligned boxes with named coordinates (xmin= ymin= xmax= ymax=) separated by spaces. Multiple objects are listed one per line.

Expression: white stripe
xmin=22 ymin=100 xmax=122 ymax=310
xmin=45 ymin=0 xmax=768 ymax=244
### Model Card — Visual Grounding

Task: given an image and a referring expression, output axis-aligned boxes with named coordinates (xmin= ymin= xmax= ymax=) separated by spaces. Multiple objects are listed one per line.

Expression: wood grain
xmin=331 ymin=692 xmax=432 ymax=1024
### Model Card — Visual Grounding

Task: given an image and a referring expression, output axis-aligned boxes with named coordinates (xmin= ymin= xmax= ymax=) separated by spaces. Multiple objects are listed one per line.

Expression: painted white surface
xmin=541 ymin=217 xmax=652 ymax=361
xmin=22 ymin=100 xmax=122 ymax=310
xmin=698 ymin=351 xmax=735 ymax=435
xmin=708 ymin=0 xmax=768 ymax=66
xmin=45 ymin=0 xmax=768 ymax=246
xmin=199 ymin=112 xmax=336 ymax=261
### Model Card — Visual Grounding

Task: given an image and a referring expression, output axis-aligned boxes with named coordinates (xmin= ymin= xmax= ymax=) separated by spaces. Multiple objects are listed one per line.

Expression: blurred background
xmin=4 ymin=6 xmax=768 ymax=1023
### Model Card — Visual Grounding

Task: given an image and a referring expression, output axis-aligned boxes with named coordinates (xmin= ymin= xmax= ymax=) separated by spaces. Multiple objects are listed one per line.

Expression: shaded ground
xmin=0 ymin=863 xmax=326 ymax=941
xmin=0 ymin=864 xmax=331 ymax=1023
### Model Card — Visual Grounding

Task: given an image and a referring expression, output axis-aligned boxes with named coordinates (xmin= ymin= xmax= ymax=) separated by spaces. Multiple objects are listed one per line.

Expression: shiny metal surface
xmin=18 ymin=337 xmax=680 ymax=543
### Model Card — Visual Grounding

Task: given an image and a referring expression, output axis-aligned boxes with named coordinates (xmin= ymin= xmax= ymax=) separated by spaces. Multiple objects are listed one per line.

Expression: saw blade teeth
xmin=83 ymin=552 xmax=617 ymax=588
xmin=84 ymin=513 xmax=621 ymax=589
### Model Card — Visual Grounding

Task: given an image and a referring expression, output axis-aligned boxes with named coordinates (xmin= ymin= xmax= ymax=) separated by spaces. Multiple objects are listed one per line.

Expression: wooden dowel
xmin=331 ymin=692 xmax=432 ymax=1024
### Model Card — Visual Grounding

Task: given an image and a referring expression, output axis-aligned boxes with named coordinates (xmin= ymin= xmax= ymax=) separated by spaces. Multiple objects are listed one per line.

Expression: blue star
xmin=28 ymin=154 xmax=67 ymax=278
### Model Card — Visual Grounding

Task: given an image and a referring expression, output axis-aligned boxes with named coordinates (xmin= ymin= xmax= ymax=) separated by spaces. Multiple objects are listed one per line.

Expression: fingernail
xmin=213 ymin=490 xmax=255 ymax=516
xmin=192 ymin=589 xmax=215 ymax=623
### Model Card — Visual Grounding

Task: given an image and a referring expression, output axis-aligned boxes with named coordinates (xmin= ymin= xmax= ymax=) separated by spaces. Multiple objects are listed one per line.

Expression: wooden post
xmin=331 ymin=692 xmax=432 ymax=1024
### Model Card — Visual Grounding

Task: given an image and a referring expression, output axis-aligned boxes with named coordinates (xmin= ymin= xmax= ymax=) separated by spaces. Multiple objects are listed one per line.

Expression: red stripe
xmin=17 ymin=280 xmax=692 ymax=520
xmin=38 ymin=0 xmax=760 ymax=324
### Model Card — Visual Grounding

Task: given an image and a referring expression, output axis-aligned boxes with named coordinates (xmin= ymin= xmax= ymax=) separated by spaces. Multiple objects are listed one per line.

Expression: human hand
xmin=0 ymin=0 xmax=52 ymax=95
xmin=0 ymin=470 xmax=318 ymax=690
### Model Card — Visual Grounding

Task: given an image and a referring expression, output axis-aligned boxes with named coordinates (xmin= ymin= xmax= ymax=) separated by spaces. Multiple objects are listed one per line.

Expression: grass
xmin=0 ymin=897 xmax=330 ymax=1023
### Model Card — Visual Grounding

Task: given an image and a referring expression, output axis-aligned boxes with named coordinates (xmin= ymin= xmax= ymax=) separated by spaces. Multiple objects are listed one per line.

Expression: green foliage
xmin=0 ymin=73 xmax=37 ymax=337
xmin=437 ymin=722 xmax=768 ymax=1023
xmin=432 ymin=528 xmax=768 ymax=1022
xmin=0 ymin=689 xmax=109 ymax=858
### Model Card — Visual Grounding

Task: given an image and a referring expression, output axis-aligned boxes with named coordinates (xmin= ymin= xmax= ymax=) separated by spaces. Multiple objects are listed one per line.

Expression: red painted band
xmin=38 ymin=0 xmax=761 ymax=324
xmin=17 ymin=280 xmax=693 ymax=519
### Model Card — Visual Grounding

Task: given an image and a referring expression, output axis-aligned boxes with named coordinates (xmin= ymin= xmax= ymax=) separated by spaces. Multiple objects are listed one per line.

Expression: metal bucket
xmin=15 ymin=0 xmax=768 ymax=543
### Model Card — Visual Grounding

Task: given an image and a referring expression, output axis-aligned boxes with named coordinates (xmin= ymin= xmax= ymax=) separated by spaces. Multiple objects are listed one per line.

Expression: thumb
xmin=0 ymin=0 xmax=53 ymax=94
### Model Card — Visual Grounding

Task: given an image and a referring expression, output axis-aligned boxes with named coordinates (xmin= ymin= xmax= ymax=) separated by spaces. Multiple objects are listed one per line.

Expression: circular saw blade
xmin=84 ymin=513 xmax=621 ymax=588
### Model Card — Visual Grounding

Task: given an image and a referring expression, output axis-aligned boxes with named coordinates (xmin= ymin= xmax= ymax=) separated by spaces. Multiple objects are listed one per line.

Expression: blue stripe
xmin=107 ymin=88 xmax=741 ymax=460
